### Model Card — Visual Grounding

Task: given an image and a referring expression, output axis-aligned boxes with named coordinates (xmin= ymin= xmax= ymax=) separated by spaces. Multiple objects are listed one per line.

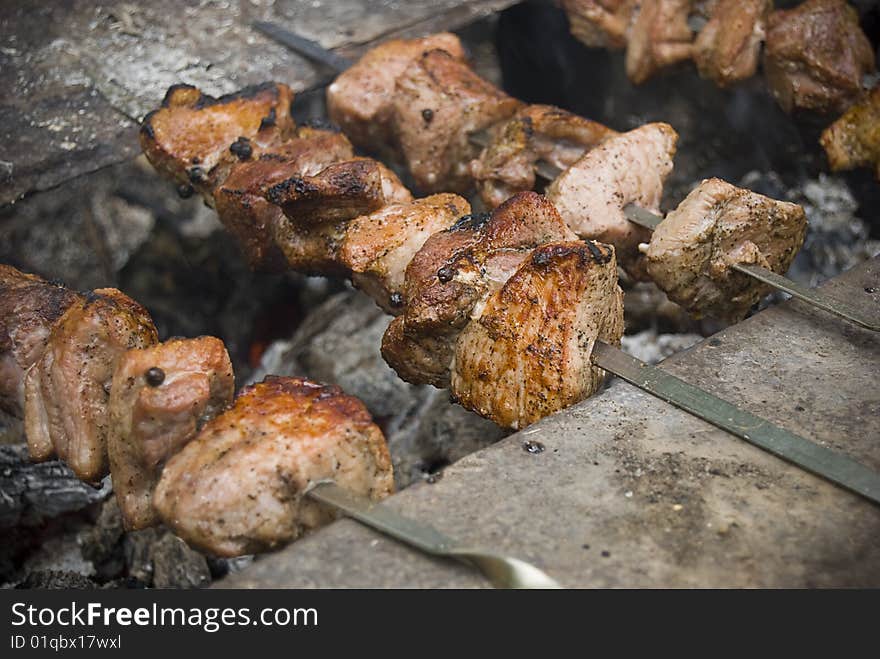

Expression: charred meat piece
xmin=326 ymin=33 xmax=466 ymax=154
xmin=0 ymin=266 xmax=80 ymax=417
xmin=626 ymin=0 xmax=695 ymax=84
xmin=694 ymin=0 xmax=771 ymax=87
xmin=764 ymin=0 xmax=875 ymax=114
xmin=140 ymin=82 xmax=296 ymax=201
xmin=382 ymin=192 xmax=576 ymax=388
xmin=338 ymin=194 xmax=471 ymax=314
xmin=562 ymin=0 xmax=638 ymax=49
xmin=24 ymin=289 xmax=158 ymax=482
xmin=546 ymin=122 xmax=677 ymax=280
xmin=452 ymin=241 xmax=624 ymax=429
xmin=820 ymin=86 xmax=880 ymax=180
xmin=267 ymin=158 xmax=412 ymax=275
xmin=391 ymin=49 xmax=522 ymax=193
xmin=213 ymin=127 xmax=355 ymax=271
xmin=469 ymin=104 xmax=618 ymax=209
xmin=265 ymin=157 xmax=411 ymax=227
xmin=154 ymin=376 xmax=394 ymax=557
xmin=107 ymin=337 xmax=234 ymax=531
xmin=646 ymin=178 xmax=807 ymax=322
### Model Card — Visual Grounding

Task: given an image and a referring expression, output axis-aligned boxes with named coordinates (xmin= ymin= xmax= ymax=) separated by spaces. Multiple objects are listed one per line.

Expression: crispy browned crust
xmin=24 ymin=288 xmax=158 ymax=483
xmin=382 ymin=192 xmax=575 ymax=387
xmin=108 ymin=336 xmax=234 ymax=531
xmin=451 ymin=240 xmax=624 ymax=429
xmin=213 ymin=128 xmax=355 ymax=271
xmin=265 ymin=158 xmax=386 ymax=226
xmin=154 ymin=376 xmax=394 ymax=557
xmin=139 ymin=82 xmax=296 ymax=199
xmin=0 ymin=265 xmax=81 ymax=417
xmin=562 ymin=0 xmax=636 ymax=50
xmin=764 ymin=0 xmax=875 ymax=114
xmin=820 ymin=87 xmax=880 ymax=180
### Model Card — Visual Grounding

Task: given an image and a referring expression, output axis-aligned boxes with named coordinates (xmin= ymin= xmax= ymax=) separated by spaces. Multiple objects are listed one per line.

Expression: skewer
xmin=254 ymin=20 xmax=879 ymax=333
xmin=306 ymin=481 xmax=561 ymax=588
xmin=248 ymin=21 xmax=880 ymax=505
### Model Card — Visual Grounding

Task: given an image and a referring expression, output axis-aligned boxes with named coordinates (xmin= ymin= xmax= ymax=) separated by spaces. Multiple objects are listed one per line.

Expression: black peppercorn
xmin=229 ymin=136 xmax=253 ymax=160
xmin=421 ymin=108 xmax=434 ymax=124
xmin=177 ymin=183 xmax=194 ymax=198
xmin=145 ymin=367 xmax=165 ymax=387
xmin=389 ymin=292 xmax=404 ymax=308
xmin=188 ymin=166 xmax=206 ymax=183
xmin=437 ymin=265 xmax=455 ymax=283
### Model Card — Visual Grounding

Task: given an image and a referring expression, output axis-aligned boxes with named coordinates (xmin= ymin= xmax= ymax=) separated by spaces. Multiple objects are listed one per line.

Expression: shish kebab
xmin=138 ymin=80 xmax=880 ymax=503
xmin=256 ymin=22 xmax=878 ymax=332
xmin=0 ymin=265 xmax=558 ymax=587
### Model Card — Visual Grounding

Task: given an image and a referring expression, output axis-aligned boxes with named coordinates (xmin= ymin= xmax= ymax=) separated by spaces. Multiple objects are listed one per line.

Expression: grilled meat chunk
xmin=452 ymin=241 xmax=624 ymax=429
xmin=0 ymin=266 xmax=80 ymax=417
xmin=266 ymin=158 xmax=412 ymax=275
xmin=469 ymin=105 xmax=618 ymax=209
xmin=694 ymin=0 xmax=771 ymax=87
xmin=645 ymin=178 xmax=807 ymax=321
xmin=562 ymin=0 xmax=637 ymax=49
xmin=764 ymin=0 xmax=875 ymax=114
xmin=154 ymin=376 xmax=394 ymax=557
xmin=546 ymin=122 xmax=677 ymax=279
xmin=820 ymin=86 xmax=880 ymax=180
xmin=626 ymin=0 xmax=695 ymax=84
xmin=382 ymin=192 xmax=576 ymax=388
xmin=266 ymin=157 xmax=411 ymax=227
xmin=338 ymin=194 xmax=471 ymax=314
xmin=326 ymin=33 xmax=466 ymax=153
xmin=140 ymin=82 xmax=296 ymax=201
xmin=24 ymin=289 xmax=158 ymax=482
xmin=108 ymin=337 xmax=234 ymax=531
xmin=391 ymin=49 xmax=522 ymax=193
xmin=213 ymin=127 xmax=355 ymax=271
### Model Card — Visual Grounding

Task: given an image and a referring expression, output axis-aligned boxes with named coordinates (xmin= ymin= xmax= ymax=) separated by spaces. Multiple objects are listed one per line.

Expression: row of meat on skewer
xmin=1 ymin=30 xmax=825 ymax=561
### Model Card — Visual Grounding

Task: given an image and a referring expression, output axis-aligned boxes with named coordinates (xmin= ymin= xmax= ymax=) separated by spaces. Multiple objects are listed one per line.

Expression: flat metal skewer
xmin=305 ymin=481 xmax=562 ymax=588
xmin=256 ymin=21 xmax=880 ymax=505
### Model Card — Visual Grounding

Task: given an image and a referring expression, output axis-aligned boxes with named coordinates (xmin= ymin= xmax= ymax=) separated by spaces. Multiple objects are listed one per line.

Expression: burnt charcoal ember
xmin=15 ymin=571 xmax=100 ymax=589
xmin=0 ymin=444 xmax=110 ymax=529
xmin=254 ymin=291 xmax=507 ymax=487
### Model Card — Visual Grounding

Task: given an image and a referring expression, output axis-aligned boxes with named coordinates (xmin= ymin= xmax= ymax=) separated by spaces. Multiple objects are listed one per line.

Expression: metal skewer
xmin=305 ymin=481 xmax=561 ymax=588
xmin=255 ymin=22 xmax=880 ymax=506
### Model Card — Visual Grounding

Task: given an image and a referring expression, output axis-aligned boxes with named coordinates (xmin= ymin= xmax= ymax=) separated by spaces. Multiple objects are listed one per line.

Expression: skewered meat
xmin=820 ymin=86 xmax=880 ymax=180
xmin=452 ymin=240 xmax=624 ymax=429
xmin=764 ymin=0 xmax=875 ymax=114
xmin=265 ymin=157 xmax=411 ymax=227
xmin=266 ymin=158 xmax=412 ymax=275
xmin=326 ymin=33 xmax=467 ymax=154
xmin=338 ymin=193 xmax=471 ymax=314
xmin=645 ymin=178 xmax=807 ymax=321
xmin=154 ymin=376 xmax=394 ymax=557
xmin=469 ymin=104 xmax=618 ymax=209
xmin=562 ymin=0 xmax=637 ymax=49
xmin=24 ymin=289 xmax=158 ymax=482
xmin=694 ymin=0 xmax=771 ymax=87
xmin=390 ymin=49 xmax=522 ymax=193
xmin=108 ymin=337 xmax=234 ymax=531
xmin=546 ymin=122 xmax=677 ymax=279
xmin=626 ymin=0 xmax=695 ymax=84
xmin=0 ymin=266 xmax=80 ymax=417
xmin=140 ymin=82 xmax=296 ymax=201
xmin=213 ymin=126 xmax=356 ymax=271
xmin=382 ymin=192 xmax=576 ymax=389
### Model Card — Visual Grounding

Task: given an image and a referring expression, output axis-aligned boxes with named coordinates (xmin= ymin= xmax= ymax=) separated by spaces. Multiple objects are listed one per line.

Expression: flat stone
xmin=0 ymin=0 xmax=515 ymax=205
xmin=221 ymin=257 xmax=880 ymax=588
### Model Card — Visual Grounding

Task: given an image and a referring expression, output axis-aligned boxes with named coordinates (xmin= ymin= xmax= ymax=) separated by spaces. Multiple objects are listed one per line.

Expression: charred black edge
xmin=530 ymin=241 xmax=613 ymax=267
xmin=449 ymin=212 xmax=491 ymax=233
xmin=301 ymin=117 xmax=342 ymax=133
